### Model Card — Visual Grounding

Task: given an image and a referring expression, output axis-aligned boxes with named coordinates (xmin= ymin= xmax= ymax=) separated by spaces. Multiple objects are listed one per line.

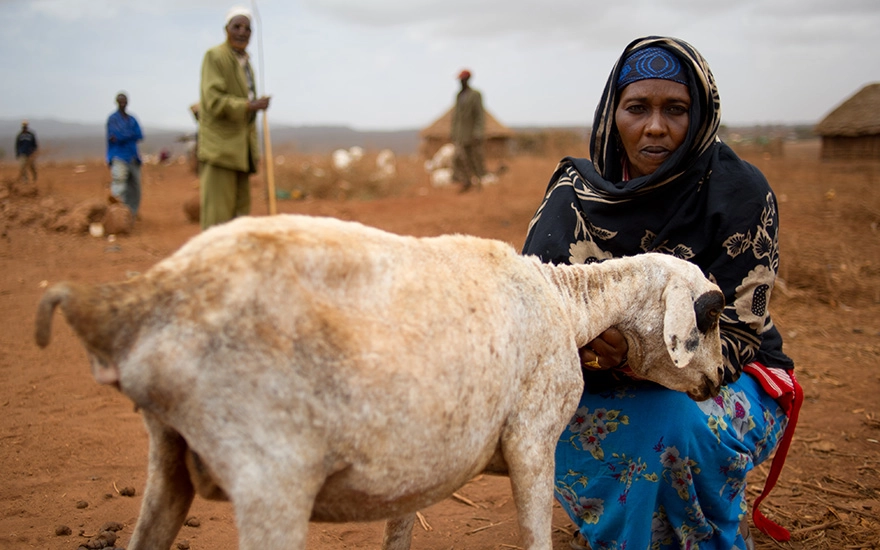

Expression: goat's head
xmin=616 ymin=254 xmax=725 ymax=401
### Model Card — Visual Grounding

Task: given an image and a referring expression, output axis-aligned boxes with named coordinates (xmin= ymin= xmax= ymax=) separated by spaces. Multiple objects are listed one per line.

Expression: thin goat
xmin=35 ymin=214 xmax=724 ymax=550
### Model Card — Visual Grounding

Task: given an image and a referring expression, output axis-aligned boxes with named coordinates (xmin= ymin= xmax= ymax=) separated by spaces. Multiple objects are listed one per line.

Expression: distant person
xmin=15 ymin=120 xmax=39 ymax=184
xmin=197 ymin=5 xmax=270 ymax=230
xmin=106 ymin=92 xmax=144 ymax=217
xmin=451 ymin=69 xmax=486 ymax=192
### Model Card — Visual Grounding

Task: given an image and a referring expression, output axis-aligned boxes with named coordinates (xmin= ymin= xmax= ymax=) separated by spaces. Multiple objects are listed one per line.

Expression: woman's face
xmin=226 ymin=15 xmax=252 ymax=52
xmin=614 ymin=79 xmax=691 ymax=179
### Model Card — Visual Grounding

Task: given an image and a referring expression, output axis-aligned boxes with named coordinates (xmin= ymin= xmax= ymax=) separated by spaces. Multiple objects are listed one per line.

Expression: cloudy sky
xmin=2 ymin=0 xmax=879 ymax=132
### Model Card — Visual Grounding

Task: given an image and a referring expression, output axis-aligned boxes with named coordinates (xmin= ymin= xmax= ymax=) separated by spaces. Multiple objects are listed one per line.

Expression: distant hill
xmin=0 ymin=118 xmax=422 ymax=162
xmin=1 ymin=117 xmax=816 ymax=163
xmin=0 ymin=118 xmax=192 ymax=162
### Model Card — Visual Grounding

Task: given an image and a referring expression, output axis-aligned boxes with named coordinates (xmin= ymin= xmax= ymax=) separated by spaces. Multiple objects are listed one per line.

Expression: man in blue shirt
xmin=106 ymin=92 xmax=144 ymax=217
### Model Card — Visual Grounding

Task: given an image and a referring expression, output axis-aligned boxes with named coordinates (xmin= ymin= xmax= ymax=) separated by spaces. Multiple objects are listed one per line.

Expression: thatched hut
xmin=420 ymin=108 xmax=514 ymax=159
xmin=814 ymin=83 xmax=880 ymax=160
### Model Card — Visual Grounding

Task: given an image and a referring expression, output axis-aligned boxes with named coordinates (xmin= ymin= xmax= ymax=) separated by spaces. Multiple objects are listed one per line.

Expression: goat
xmin=34 ymin=214 xmax=724 ymax=550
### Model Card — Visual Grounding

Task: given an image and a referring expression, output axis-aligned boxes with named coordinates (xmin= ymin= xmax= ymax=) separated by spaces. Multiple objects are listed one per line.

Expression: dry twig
xmin=416 ymin=511 xmax=432 ymax=532
xmin=762 ymin=506 xmax=796 ymax=521
xmin=466 ymin=520 xmax=507 ymax=535
xmin=794 ymin=479 xmax=863 ymax=499
xmin=816 ymin=496 xmax=880 ymax=520
xmin=799 ymin=530 xmax=828 ymax=546
xmin=790 ymin=519 xmax=842 ymax=536
xmin=451 ymin=491 xmax=481 ymax=508
xmin=553 ymin=524 xmax=576 ymax=536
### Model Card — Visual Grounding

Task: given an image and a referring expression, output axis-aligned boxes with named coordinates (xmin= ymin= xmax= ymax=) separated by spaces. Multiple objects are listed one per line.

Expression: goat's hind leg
xmin=127 ymin=412 xmax=195 ymax=550
xmin=233 ymin=459 xmax=326 ymax=550
xmin=382 ymin=513 xmax=416 ymax=550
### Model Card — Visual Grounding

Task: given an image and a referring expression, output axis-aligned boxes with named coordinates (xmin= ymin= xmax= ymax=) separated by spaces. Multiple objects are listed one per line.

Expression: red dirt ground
xmin=1 ymin=141 xmax=878 ymax=549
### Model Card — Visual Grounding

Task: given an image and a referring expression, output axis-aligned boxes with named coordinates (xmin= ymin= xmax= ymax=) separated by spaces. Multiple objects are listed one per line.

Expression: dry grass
xmin=748 ymin=141 xmax=880 ymax=308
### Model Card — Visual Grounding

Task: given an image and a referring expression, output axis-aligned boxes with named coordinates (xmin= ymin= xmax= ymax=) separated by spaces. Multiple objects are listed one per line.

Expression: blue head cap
xmin=617 ymin=46 xmax=690 ymax=90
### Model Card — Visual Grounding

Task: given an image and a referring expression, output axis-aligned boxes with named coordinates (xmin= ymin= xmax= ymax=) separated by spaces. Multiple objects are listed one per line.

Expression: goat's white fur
xmin=34 ymin=214 xmax=724 ymax=550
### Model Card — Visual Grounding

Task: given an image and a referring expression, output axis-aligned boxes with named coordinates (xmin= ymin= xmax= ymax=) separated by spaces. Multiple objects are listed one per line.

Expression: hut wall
xmin=821 ymin=135 xmax=880 ymax=160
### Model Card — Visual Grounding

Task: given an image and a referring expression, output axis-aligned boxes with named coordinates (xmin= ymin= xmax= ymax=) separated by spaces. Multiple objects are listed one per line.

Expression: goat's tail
xmin=35 ymin=283 xmax=74 ymax=348
xmin=34 ymin=281 xmax=142 ymax=360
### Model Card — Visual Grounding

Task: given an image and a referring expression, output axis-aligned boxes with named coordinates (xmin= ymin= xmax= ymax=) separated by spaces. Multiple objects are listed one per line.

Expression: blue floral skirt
xmin=554 ymin=372 xmax=787 ymax=550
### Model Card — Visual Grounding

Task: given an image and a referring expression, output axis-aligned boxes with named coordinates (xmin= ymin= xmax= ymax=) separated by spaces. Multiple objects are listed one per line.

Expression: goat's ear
xmin=662 ymin=283 xmax=698 ymax=369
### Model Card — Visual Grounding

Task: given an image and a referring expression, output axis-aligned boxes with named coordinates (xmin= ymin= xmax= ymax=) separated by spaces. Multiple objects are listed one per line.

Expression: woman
xmin=522 ymin=36 xmax=800 ymax=550
xmin=198 ymin=6 xmax=271 ymax=230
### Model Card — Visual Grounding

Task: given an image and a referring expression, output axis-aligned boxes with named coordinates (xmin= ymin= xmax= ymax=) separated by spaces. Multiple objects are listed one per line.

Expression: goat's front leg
xmin=503 ymin=390 xmax=579 ymax=549
xmin=382 ymin=513 xmax=416 ymax=550
xmin=127 ymin=412 xmax=195 ymax=550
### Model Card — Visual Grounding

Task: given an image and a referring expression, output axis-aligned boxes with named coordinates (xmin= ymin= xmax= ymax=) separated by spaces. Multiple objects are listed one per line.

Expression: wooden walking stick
xmin=252 ymin=0 xmax=277 ymax=215
xmin=262 ymin=112 xmax=277 ymax=215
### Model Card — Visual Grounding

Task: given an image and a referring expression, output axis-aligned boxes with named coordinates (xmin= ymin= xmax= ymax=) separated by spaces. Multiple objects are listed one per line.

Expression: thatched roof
xmin=420 ymin=107 xmax=514 ymax=140
xmin=814 ymin=83 xmax=880 ymax=137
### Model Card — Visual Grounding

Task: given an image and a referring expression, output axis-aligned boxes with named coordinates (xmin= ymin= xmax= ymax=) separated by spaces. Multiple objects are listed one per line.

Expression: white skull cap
xmin=225 ymin=5 xmax=252 ymax=25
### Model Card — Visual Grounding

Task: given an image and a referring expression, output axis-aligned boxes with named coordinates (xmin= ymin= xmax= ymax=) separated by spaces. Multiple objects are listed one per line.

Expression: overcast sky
xmin=2 ymin=0 xmax=879 ymax=132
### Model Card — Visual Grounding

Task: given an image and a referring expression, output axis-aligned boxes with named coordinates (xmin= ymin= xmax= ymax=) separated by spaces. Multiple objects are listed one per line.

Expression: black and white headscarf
xmin=522 ymin=36 xmax=793 ymax=381
xmin=590 ymin=36 xmax=721 ymax=196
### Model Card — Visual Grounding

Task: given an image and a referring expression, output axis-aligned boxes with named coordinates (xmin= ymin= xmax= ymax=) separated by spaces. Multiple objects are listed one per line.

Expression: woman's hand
xmin=579 ymin=327 xmax=628 ymax=371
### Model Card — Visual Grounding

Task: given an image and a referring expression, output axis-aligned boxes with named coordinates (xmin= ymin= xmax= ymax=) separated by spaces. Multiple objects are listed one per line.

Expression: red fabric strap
xmin=743 ymin=362 xmax=804 ymax=541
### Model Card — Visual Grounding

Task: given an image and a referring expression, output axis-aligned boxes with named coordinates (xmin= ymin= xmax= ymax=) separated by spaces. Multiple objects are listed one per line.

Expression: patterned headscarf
xmin=590 ymin=36 xmax=721 ymax=197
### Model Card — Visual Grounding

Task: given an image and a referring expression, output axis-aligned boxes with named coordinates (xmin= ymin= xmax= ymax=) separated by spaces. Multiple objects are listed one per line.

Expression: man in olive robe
xmin=198 ymin=6 xmax=270 ymax=230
